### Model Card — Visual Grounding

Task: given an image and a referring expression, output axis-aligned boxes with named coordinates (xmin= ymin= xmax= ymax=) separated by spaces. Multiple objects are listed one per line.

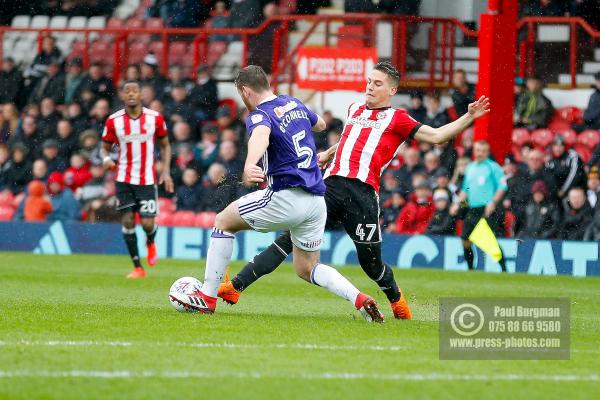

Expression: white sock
xmin=202 ymin=228 xmax=235 ymax=298
xmin=310 ymin=263 xmax=360 ymax=306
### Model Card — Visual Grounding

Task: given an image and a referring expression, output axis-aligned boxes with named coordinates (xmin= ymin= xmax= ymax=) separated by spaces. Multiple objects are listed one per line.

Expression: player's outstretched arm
xmin=158 ymin=136 xmax=174 ymax=192
xmin=312 ymin=115 xmax=327 ymax=132
xmin=100 ymin=141 xmax=115 ymax=170
xmin=413 ymin=95 xmax=490 ymax=145
xmin=242 ymin=125 xmax=270 ymax=187
xmin=317 ymin=142 xmax=339 ymax=169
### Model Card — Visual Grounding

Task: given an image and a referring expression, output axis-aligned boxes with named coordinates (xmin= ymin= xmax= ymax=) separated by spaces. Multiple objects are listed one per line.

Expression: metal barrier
xmin=1 ymin=15 xmax=599 ymax=89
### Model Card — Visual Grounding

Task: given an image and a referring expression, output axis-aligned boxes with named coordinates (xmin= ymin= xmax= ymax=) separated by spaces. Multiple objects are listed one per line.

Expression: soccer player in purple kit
xmin=169 ymin=65 xmax=384 ymax=322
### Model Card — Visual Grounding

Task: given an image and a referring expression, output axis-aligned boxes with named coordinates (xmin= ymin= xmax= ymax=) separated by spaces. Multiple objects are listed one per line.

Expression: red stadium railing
xmin=0 ymin=14 xmax=478 ymax=90
xmin=517 ymin=16 xmax=600 ymax=87
xmin=1 ymin=15 xmax=599 ymax=89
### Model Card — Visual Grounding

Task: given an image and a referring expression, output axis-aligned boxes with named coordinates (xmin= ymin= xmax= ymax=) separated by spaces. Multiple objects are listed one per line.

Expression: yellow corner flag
xmin=468 ymin=218 xmax=503 ymax=262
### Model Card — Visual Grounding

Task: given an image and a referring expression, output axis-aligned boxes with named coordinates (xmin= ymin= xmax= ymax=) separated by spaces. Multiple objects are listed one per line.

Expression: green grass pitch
xmin=0 ymin=252 xmax=599 ymax=399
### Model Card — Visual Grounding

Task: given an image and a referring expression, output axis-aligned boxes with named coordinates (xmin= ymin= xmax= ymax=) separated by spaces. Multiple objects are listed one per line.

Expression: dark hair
xmin=373 ymin=61 xmax=400 ymax=87
xmin=120 ymin=80 xmax=141 ymax=90
xmin=234 ymin=65 xmax=270 ymax=92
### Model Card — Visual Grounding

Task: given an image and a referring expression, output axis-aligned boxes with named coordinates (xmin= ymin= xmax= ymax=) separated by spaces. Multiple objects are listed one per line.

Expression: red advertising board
xmin=296 ymin=47 xmax=378 ymax=92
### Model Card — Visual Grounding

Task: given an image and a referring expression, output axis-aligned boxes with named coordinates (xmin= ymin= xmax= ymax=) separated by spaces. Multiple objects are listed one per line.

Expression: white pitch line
xmin=0 ymin=340 xmax=406 ymax=352
xmin=0 ymin=371 xmax=598 ymax=382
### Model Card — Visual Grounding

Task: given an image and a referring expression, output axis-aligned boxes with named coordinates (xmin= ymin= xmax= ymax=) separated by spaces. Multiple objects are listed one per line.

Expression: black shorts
xmin=461 ymin=207 xmax=485 ymax=240
xmin=115 ymin=182 xmax=158 ymax=217
xmin=324 ymin=175 xmax=381 ymax=243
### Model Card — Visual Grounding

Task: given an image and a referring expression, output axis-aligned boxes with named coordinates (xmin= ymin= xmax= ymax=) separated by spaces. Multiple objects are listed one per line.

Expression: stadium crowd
xmin=1 ymin=1 xmax=600 ymax=242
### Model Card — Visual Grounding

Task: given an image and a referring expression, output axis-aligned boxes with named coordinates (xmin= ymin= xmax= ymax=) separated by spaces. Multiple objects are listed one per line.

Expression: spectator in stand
xmin=584 ymin=209 xmax=600 ymax=240
xmin=125 ymin=64 xmax=141 ymax=82
xmin=32 ymin=159 xmax=48 ymax=182
xmin=397 ymin=147 xmax=424 ymax=196
xmin=506 ymin=148 xmax=557 ymax=232
xmin=228 ymin=0 xmax=263 ymax=29
xmin=432 ymin=168 xmax=455 ymax=201
xmin=78 ymin=130 xmax=103 ymax=166
xmin=217 ymin=140 xmax=243 ymax=178
xmin=396 ymin=147 xmax=425 ymax=197
xmin=56 ymin=119 xmax=79 ymax=160
xmin=586 ymin=166 xmax=600 ymax=209
xmin=396 ymin=181 xmax=434 ymax=234
xmin=570 ymin=0 xmax=600 ymax=30
xmin=150 ymin=99 xmax=164 ymax=115
xmin=88 ymin=98 xmax=111 ymax=134
xmin=140 ymin=84 xmax=157 ymax=108
xmin=513 ymin=77 xmax=526 ymax=114
xmin=558 ymin=187 xmax=593 ymax=240
xmin=41 ymin=139 xmax=68 ymax=174
xmin=173 ymin=121 xmax=195 ymax=145
xmin=4 ymin=143 xmax=32 ymax=194
xmin=63 ymin=153 xmax=92 ymax=192
xmin=450 ymin=141 xmax=508 ymax=271
xmin=297 ymin=0 xmax=330 ymax=14
xmin=583 ymin=71 xmax=600 ymax=130
xmin=46 ymin=171 xmax=81 ymax=222
xmin=190 ymin=65 xmax=218 ymax=122
xmin=423 ymin=151 xmax=441 ymax=186
xmin=176 ymin=168 xmax=204 ymax=211
xmin=164 ymin=84 xmax=196 ymax=126
xmin=163 ymin=0 xmax=206 ymax=28
xmin=408 ymin=92 xmax=426 ymax=122
xmin=546 ymin=135 xmax=586 ymax=199
xmin=215 ymin=105 xmax=243 ymax=135
xmin=345 ymin=0 xmax=378 ymax=13
xmin=37 ymin=97 xmax=61 ymax=139
xmin=520 ymin=0 xmax=568 ymax=16
xmin=164 ymin=64 xmax=194 ymax=98
xmin=200 ymin=162 xmax=236 ymax=212
xmin=0 ymin=58 xmax=22 ymax=105
xmin=24 ymin=36 xmax=64 ymax=94
xmin=379 ymin=0 xmax=421 ymax=14
xmin=209 ymin=1 xmax=230 ymax=42
xmin=248 ymin=2 xmax=281 ymax=73
xmin=517 ymin=180 xmax=560 ymax=239
xmin=28 ymin=61 xmax=65 ymax=105
xmin=450 ymin=156 xmax=470 ymax=193
xmin=516 ymin=76 xmax=554 ymax=129
xmin=434 ymin=141 xmax=458 ymax=176
xmin=0 ymin=144 xmax=11 ymax=190
xmin=426 ymin=188 xmax=456 ymax=236
xmin=382 ymin=191 xmax=404 ymax=233
xmin=23 ymin=180 xmax=53 ymax=222
xmin=10 ymin=116 xmax=43 ymax=160
xmin=75 ymin=63 xmax=115 ymax=104
xmin=450 ymin=69 xmax=475 ymax=116
xmin=194 ymin=124 xmax=220 ymax=170
xmin=423 ymin=92 xmax=449 ymax=128
xmin=380 ymin=171 xmax=402 ymax=217
xmin=66 ymin=102 xmax=88 ymax=135
xmin=76 ymin=161 xmax=106 ymax=205
xmin=0 ymin=103 xmax=19 ymax=144
xmin=64 ymin=58 xmax=85 ymax=105
xmin=140 ymin=54 xmax=167 ymax=99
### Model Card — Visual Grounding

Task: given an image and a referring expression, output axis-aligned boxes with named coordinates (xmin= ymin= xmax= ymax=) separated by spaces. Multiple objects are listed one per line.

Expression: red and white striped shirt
xmin=324 ymin=103 xmax=422 ymax=192
xmin=102 ymin=107 xmax=168 ymax=185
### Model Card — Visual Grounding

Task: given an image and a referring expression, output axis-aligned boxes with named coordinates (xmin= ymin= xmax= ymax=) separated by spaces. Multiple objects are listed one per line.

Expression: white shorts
xmin=237 ymin=188 xmax=326 ymax=251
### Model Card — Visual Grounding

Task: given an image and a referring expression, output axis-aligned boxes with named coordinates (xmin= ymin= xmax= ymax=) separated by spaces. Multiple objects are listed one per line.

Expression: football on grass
xmin=169 ymin=277 xmax=203 ymax=312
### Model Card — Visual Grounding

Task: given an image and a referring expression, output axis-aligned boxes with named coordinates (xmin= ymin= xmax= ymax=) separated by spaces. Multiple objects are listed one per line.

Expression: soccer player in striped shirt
xmin=218 ymin=62 xmax=490 ymax=320
xmin=101 ymin=80 xmax=174 ymax=278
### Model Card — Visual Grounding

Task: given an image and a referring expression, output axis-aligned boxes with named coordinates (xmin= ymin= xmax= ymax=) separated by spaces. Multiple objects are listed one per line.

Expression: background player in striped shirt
xmin=101 ymin=80 xmax=174 ymax=279
xmin=218 ymin=62 xmax=490 ymax=320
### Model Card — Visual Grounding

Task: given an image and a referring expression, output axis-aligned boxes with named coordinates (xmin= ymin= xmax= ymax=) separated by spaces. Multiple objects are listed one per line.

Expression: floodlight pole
xmin=474 ymin=0 xmax=518 ymax=161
